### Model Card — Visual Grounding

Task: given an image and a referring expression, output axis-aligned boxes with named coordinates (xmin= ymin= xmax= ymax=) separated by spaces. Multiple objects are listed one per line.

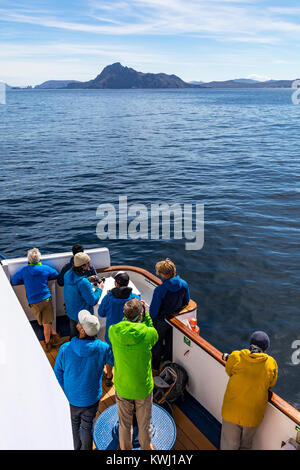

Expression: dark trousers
xmin=152 ymin=319 xmax=173 ymax=370
xmin=69 ymin=319 xmax=78 ymax=339
xmin=69 ymin=401 xmax=99 ymax=450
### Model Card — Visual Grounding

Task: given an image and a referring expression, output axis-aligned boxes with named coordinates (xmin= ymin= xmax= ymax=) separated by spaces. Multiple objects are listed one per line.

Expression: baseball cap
xmin=249 ymin=331 xmax=270 ymax=351
xmin=114 ymin=271 xmax=129 ymax=286
xmin=78 ymin=310 xmax=100 ymax=337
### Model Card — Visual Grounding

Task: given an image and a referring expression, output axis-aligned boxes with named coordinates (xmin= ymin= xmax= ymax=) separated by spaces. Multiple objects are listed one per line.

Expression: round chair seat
xmin=93 ymin=403 xmax=176 ymax=450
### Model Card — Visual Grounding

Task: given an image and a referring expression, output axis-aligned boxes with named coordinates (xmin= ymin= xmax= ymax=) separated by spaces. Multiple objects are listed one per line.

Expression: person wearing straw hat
xmin=54 ymin=310 xmax=111 ymax=450
xmin=64 ymin=252 xmax=104 ymax=338
xmin=57 ymin=243 xmax=97 ymax=287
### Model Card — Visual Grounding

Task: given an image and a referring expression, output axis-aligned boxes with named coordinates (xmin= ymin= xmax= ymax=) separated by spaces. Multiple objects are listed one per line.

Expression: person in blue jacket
xmin=98 ymin=271 xmax=140 ymax=386
xmin=11 ymin=247 xmax=62 ymax=351
xmin=57 ymin=243 xmax=97 ymax=287
xmin=54 ymin=310 xmax=111 ymax=450
xmin=64 ymin=252 xmax=103 ymax=339
xmin=150 ymin=258 xmax=190 ymax=370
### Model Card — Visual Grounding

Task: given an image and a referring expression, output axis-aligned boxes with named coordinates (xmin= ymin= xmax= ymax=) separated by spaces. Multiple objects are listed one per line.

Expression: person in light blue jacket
xmin=11 ymin=247 xmax=61 ymax=351
xmin=54 ymin=310 xmax=111 ymax=450
xmin=98 ymin=271 xmax=140 ymax=386
xmin=64 ymin=252 xmax=103 ymax=338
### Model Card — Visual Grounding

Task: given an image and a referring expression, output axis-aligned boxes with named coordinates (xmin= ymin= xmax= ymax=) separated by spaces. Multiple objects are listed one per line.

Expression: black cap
xmin=249 ymin=331 xmax=270 ymax=351
xmin=114 ymin=271 xmax=129 ymax=286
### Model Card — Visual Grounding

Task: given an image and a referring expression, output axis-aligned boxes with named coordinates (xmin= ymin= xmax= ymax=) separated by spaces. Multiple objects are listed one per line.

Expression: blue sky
xmin=1 ymin=0 xmax=300 ymax=86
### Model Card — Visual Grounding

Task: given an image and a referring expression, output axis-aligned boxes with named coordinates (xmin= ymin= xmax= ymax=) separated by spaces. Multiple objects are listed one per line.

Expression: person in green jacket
xmin=108 ymin=298 xmax=158 ymax=450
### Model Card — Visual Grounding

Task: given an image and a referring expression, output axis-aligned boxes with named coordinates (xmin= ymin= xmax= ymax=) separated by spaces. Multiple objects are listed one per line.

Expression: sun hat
xmin=78 ymin=310 xmax=100 ymax=337
xmin=74 ymin=252 xmax=90 ymax=267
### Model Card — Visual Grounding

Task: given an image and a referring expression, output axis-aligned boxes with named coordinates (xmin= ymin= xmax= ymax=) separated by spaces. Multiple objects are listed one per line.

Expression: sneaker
xmin=50 ymin=334 xmax=68 ymax=347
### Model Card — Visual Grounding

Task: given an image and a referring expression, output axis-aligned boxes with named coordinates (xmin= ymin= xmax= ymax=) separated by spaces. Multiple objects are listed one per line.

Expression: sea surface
xmin=1 ymin=88 xmax=300 ymax=409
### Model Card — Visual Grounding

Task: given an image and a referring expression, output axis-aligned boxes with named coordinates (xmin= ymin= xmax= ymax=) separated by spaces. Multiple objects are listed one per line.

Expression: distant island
xmin=7 ymin=63 xmax=299 ymax=89
xmin=66 ymin=62 xmax=193 ymax=89
xmin=35 ymin=80 xmax=80 ymax=89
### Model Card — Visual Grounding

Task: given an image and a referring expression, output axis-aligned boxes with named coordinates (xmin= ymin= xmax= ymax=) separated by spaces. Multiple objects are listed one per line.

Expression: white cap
xmin=78 ymin=310 xmax=100 ymax=337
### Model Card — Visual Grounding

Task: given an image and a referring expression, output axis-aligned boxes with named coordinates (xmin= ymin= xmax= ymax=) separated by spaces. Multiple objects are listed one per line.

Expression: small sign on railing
xmin=296 ymin=425 xmax=300 ymax=444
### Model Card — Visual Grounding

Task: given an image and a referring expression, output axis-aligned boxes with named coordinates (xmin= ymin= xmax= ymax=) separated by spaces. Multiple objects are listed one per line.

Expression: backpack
xmin=153 ymin=361 xmax=188 ymax=414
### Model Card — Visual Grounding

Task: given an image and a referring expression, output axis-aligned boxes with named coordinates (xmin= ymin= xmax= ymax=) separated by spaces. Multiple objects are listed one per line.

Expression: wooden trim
xmin=269 ymin=392 xmax=300 ymax=426
xmin=97 ymin=265 xmax=162 ymax=286
xmin=97 ymin=265 xmax=198 ymax=317
xmin=98 ymin=265 xmax=300 ymax=426
xmin=170 ymin=316 xmax=225 ymax=366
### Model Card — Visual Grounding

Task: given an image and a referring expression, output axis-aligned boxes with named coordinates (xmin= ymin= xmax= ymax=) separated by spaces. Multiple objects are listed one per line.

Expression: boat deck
xmin=42 ymin=338 xmax=216 ymax=451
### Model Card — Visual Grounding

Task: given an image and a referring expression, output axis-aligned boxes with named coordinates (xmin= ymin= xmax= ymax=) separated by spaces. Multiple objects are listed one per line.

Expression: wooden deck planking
xmin=43 ymin=338 xmax=216 ymax=450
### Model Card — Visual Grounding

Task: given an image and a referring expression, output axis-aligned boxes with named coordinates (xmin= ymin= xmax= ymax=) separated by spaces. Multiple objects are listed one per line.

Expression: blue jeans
xmin=69 ymin=319 xmax=78 ymax=339
xmin=70 ymin=401 xmax=99 ymax=450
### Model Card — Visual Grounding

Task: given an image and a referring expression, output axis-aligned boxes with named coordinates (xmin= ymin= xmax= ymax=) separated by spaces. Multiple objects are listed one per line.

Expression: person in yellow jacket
xmin=221 ymin=331 xmax=278 ymax=450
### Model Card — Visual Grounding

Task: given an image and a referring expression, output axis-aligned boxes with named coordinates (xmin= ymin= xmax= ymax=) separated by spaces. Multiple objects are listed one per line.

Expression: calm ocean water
xmin=1 ymin=88 xmax=300 ymax=409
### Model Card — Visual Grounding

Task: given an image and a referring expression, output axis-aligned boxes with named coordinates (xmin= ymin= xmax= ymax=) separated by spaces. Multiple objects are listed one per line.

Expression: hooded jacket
xmin=11 ymin=263 xmax=58 ymax=305
xmin=221 ymin=349 xmax=278 ymax=427
xmin=150 ymin=275 xmax=190 ymax=321
xmin=64 ymin=268 xmax=102 ymax=322
xmin=108 ymin=313 xmax=158 ymax=400
xmin=57 ymin=255 xmax=97 ymax=287
xmin=98 ymin=287 xmax=140 ymax=344
xmin=54 ymin=336 xmax=110 ymax=407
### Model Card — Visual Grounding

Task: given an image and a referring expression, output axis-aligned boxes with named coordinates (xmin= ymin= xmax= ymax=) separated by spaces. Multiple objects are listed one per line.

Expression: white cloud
xmin=1 ymin=1 xmax=300 ymax=42
xmin=246 ymin=73 xmax=272 ymax=82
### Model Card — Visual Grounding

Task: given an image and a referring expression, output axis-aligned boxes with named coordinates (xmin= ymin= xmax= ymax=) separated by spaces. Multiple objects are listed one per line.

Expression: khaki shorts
xmin=30 ymin=297 xmax=54 ymax=326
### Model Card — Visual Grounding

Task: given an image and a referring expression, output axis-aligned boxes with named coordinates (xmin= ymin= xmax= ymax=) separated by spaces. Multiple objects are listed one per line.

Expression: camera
xmin=93 ymin=276 xmax=105 ymax=287
xmin=222 ymin=353 xmax=229 ymax=362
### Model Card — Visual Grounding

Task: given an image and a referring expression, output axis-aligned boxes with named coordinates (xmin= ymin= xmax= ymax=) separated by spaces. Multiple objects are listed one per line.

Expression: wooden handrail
xmin=97 ymin=265 xmax=197 ymax=317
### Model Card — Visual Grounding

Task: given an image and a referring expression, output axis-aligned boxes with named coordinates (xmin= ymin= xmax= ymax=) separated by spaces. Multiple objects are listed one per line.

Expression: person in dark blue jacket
xmin=150 ymin=258 xmax=190 ymax=370
xmin=11 ymin=247 xmax=62 ymax=351
xmin=98 ymin=271 xmax=140 ymax=386
xmin=64 ymin=252 xmax=103 ymax=339
xmin=57 ymin=244 xmax=97 ymax=287
xmin=54 ymin=310 xmax=111 ymax=450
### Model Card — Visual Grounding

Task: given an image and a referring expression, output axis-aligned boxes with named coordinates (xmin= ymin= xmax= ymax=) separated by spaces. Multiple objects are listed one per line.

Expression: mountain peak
xmin=67 ymin=63 xmax=194 ymax=89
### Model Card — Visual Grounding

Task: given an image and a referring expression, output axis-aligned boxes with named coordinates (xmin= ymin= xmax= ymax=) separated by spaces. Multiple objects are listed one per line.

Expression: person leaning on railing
xmin=11 ymin=247 xmax=64 ymax=352
xmin=220 ymin=331 xmax=278 ymax=450
xmin=149 ymin=258 xmax=190 ymax=371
